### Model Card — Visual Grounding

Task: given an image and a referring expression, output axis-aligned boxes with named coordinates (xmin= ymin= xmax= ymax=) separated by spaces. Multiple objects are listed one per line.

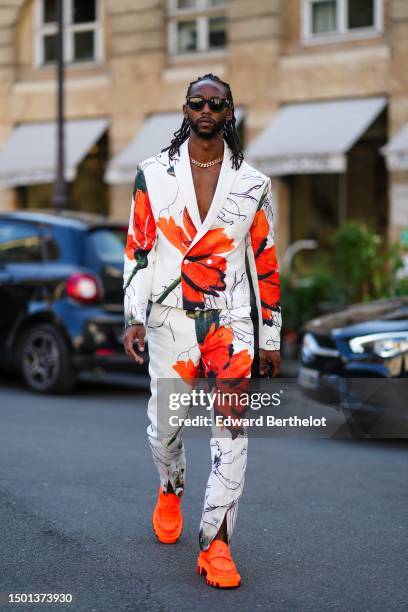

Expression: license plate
xmin=298 ymin=367 xmax=319 ymax=389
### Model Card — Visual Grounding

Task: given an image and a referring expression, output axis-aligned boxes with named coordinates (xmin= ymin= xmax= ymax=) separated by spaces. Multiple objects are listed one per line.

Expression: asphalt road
xmin=0 ymin=372 xmax=407 ymax=612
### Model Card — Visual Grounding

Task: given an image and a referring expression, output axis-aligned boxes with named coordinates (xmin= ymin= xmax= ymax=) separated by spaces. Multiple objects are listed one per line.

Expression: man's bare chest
xmin=191 ymin=165 xmax=222 ymax=224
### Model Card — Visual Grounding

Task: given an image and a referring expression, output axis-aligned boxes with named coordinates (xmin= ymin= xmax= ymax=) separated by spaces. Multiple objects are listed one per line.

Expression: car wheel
xmin=18 ymin=323 xmax=77 ymax=394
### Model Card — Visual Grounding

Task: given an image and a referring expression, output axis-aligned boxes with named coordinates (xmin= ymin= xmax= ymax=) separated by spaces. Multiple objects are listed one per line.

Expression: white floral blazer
xmin=123 ymin=137 xmax=282 ymax=350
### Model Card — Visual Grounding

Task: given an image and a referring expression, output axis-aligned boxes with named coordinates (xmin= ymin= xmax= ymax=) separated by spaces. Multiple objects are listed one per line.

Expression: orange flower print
xmin=132 ymin=188 xmax=156 ymax=251
xmin=250 ymin=208 xmax=280 ymax=324
xmin=171 ymin=314 xmax=253 ymax=438
xmin=156 ymin=207 xmax=197 ymax=255
xmin=199 ymin=322 xmax=252 ymax=437
xmin=125 ymin=171 xmax=156 ymax=264
xmin=182 ymin=206 xmax=197 ymax=242
xmin=172 ymin=358 xmax=200 ymax=385
xmin=250 ymin=208 xmax=269 ymax=258
xmin=124 ymin=167 xmax=157 ymax=290
xmin=182 ymin=229 xmax=234 ymax=309
xmin=256 ymin=245 xmax=280 ymax=322
xmin=156 ymin=214 xmax=234 ymax=308
xmin=124 ymin=233 xmax=138 ymax=262
xmin=197 ymin=323 xmax=251 ymax=379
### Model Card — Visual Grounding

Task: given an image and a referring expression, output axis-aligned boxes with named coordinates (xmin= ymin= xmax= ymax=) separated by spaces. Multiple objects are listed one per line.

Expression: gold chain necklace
xmin=190 ymin=155 xmax=223 ymax=168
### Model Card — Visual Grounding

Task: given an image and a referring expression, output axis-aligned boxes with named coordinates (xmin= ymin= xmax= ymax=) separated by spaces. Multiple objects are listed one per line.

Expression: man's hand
xmin=259 ymin=349 xmax=281 ymax=377
xmin=123 ymin=324 xmax=146 ymax=365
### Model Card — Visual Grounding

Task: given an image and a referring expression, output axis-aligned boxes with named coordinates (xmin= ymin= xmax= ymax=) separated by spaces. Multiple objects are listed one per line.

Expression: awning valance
xmin=104 ymin=108 xmax=245 ymax=185
xmin=380 ymin=124 xmax=408 ymax=171
xmin=0 ymin=118 xmax=109 ymax=187
xmin=245 ymin=97 xmax=387 ymax=176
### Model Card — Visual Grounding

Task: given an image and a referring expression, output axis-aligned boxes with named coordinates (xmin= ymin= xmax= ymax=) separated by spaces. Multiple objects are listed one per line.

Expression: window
xmin=34 ymin=0 xmax=102 ymax=67
xmin=177 ymin=20 xmax=197 ymax=53
xmin=302 ymin=0 xmax=383 ymax=43
xmin=208 ymin=16 xmax=227 ymax=48
xmin=87 ymin=227 xmax=126 ymax=264
xmin=167 ymin=0 xmax=227 ymax=56
xmin=0 ymin=221 xmax=43 ymax=264
xmin=348 ymin=0 xmax=374 ymax=29
xmin=311 ymin=1 xmax=336 ymax=34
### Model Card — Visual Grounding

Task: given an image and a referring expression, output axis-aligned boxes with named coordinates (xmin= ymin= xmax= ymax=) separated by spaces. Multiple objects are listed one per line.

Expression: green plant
xmin=396 ymin=276 xmax=408 ymax=296
xmin=330 ymin=222 xmax=406 ymax=303
xmin=280 ymin=221 xmax=407 ymax=333
xmin=280 ymin=268 xmax=340 ymax=331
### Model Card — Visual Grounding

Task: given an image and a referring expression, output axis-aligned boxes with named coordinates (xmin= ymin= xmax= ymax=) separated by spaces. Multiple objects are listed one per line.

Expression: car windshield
xmin=87 ymin=227 xmax=127 ymax=263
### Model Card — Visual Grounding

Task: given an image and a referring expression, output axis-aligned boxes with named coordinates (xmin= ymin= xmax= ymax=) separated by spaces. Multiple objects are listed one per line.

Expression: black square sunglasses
xmin=186 ymin=95 xmax=231 ymax=113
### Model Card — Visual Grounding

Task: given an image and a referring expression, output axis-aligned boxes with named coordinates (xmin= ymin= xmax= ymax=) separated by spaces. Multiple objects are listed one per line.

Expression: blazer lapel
xmin=173 ymin=137 xmax=238 ymax=253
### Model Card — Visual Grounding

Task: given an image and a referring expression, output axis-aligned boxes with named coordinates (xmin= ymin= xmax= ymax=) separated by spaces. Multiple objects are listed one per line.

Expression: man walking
xmin=123 ymin=73 xmax=281 ymax=588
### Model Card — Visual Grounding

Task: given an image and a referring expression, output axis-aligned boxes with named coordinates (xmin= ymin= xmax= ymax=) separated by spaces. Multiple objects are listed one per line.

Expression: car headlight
xmin=349 ymin=332 xmax=408 ymax=358
xmin=302 ymin=333 xmax=317 ymax=364
xmin=302 ymin=332 xmax=340 ymax=364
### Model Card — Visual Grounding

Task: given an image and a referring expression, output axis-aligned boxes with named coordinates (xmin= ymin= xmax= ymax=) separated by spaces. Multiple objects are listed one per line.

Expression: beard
xmin=187 ymin=115 xmax=225 ymax=140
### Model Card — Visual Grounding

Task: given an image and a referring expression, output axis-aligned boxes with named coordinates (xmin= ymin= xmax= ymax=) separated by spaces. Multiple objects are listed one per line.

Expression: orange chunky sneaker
xmin=197 ymin=539 xmax=241 ymax=588
xmin=152 ymin=486 xmax=183 ymax=544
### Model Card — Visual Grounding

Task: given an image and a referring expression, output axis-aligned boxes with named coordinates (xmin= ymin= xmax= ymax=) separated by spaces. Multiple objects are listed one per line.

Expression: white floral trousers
xmin=145 ymin=301 xmax=255 ymax=551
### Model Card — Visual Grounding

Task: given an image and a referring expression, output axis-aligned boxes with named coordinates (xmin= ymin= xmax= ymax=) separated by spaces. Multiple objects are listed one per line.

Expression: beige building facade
xmin=0 ymin=0 xmax=407 ymax=256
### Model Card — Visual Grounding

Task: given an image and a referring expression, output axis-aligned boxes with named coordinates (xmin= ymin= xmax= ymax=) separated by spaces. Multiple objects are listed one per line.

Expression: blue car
xmin=0 ymin=210 xmax=149 ymax=393
xmin=297 ymin=297 xmax=408 ymax=427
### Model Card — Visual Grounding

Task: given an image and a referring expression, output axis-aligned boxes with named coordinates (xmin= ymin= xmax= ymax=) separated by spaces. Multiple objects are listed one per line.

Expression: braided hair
xmin=161 ymin=73 xmax=244 ymax=170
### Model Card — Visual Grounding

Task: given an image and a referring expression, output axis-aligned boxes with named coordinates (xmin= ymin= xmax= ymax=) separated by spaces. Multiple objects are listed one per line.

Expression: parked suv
xmin=0 ymin=209 xmax=148 ymax=393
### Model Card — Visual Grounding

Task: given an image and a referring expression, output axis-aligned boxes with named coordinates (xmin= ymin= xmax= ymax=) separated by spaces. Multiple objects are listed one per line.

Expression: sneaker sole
xmin=197 ymin=558 xmax=241 ymax=588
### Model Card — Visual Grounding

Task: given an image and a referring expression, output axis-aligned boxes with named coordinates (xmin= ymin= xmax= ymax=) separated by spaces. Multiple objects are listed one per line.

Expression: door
xmin=0 ymin=219 xmax=44 ymax=359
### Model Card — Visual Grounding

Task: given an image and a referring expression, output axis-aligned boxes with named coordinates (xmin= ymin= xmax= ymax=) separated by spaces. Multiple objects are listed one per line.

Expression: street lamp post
xmin=52 ymin=0 xmax=69 ymax=212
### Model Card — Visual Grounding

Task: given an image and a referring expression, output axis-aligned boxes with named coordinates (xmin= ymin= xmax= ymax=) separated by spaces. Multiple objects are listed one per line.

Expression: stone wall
xmin=0 ymin=0 xmax=407 ymax=246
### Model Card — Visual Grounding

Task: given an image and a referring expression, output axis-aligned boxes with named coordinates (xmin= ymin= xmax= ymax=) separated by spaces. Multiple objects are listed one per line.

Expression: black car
xmin=0 ymin=209 xmax=148 ymax=393
xmin=297 ymin=297 xmax=408 ymax=428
